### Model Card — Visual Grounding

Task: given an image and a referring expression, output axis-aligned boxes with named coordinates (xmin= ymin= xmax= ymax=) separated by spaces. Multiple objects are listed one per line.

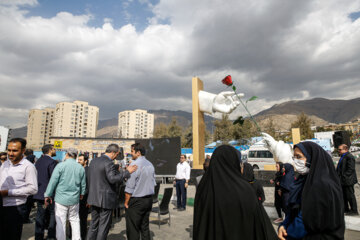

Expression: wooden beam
xmin=192 ymin=77 xmax=205 ymax=169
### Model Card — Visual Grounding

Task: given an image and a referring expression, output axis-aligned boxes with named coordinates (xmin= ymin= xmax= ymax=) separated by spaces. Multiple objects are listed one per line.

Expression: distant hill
xmin=13 ymin=97 xmax=360 ymax=139
xmin=255 ymin=98 xmax=360 ymax=124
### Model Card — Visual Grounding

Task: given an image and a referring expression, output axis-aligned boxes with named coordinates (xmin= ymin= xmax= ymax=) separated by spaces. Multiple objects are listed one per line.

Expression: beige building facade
xmin=53 ymin=101 xmax=99 ymax=138
xmin=118 ymin=109 xmax=154 ymax=138
xmin=50 ymin=137 xmax=135 ymax=158
xmin=27 ymin=107 xmax=55 ymax=150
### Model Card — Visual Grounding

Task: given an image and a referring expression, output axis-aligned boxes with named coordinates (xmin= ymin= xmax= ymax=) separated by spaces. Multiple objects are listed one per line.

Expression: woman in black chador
xmin=193 ymin=145 xmax=277 ymax=240
xmin=241 ymin=162 xmax=265 ymax=204
xmin=278 ymin=141 xmax=345 ymax=240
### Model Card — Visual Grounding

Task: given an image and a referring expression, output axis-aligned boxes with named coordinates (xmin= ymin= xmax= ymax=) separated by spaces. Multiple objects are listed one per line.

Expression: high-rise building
xmin=118 ymin=109 xmax=154 ymax=138
xmin=27 ymin=107 xmax=55 ymax=150
xmin=53 ymin=101 xmax=99 ymax=138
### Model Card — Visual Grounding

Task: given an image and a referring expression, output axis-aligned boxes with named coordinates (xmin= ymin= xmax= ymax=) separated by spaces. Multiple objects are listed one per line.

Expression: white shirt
xmin=0 ymin=158 xmax=38 ymax=206
xmin=175 ymin=161 xmax=191 ymax=180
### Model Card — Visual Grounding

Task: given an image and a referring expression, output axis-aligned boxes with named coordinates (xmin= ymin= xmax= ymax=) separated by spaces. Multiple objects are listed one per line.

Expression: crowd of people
xmin=0 ymin=138 xmax=155 ymax=240
xmin=0 ymin=136 xmax=358 ymax=240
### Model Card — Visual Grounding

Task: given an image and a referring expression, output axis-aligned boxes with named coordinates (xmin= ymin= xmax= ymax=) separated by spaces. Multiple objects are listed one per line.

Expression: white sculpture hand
xmin=198 ymin=90 xmax=243 ymax=115
xmin=261 ymin=132 xmax=294 ymax=165
xmin=213 ymin=91 xmax=242 ymax=114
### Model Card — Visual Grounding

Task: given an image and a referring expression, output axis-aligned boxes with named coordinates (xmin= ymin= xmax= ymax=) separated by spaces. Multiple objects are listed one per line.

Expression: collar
xmin=133 ymin=156 xmax=144 ymax=161
xmin=10 ymin=157 xmax=26 ymax=166
xmin=65 ymin=158 xmax=76 ymax=162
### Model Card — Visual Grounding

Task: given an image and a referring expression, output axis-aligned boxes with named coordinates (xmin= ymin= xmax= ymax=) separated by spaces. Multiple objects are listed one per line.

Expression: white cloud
xmin=0 ymin=0 xmax=360 ymax=127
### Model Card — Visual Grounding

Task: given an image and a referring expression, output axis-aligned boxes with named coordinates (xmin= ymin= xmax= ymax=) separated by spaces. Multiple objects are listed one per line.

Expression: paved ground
xmin=22 ymin=183 xmax=360 ymax=239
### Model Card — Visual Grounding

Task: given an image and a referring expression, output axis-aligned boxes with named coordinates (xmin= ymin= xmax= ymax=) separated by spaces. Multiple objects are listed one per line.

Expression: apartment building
xmin=118 ymin=109 xmax=154 ymax=138
xmin=27 ymin=107 xmax=55 ymax=150
xmin=53 ymin=101 xmax=99 ymax=138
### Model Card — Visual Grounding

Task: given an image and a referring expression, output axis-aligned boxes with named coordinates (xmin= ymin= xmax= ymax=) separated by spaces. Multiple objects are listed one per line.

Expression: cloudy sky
xmin=0 ymin=0 xmax=360 ymax=128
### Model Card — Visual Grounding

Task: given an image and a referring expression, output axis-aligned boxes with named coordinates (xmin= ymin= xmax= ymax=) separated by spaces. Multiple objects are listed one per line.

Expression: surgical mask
xmin=293 ymin=158 xmax=309 ymax=175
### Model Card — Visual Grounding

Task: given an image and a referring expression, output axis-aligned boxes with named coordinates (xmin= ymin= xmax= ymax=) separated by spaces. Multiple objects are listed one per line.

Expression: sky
xmin=0 ymin=0 xmax=360 ymax=128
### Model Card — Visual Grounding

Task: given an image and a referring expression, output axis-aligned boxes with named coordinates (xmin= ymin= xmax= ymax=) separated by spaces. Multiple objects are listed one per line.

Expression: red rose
xmin=221 ymin=75 xmax=233 ymax=86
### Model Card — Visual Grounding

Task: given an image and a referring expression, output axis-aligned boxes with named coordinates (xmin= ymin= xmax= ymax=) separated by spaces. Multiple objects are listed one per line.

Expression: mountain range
xmin=8 ymin=97 xmax=360 ymax=138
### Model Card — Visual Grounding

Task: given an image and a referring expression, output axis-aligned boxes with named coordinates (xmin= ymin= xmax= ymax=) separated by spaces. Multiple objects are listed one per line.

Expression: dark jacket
xmin=34 ymin=155 xmax=57 ymax=200
xmin=337 ymin=152 xmax=358 ymax=186
xmin=87 ymin=155 xmax=130 ymax=209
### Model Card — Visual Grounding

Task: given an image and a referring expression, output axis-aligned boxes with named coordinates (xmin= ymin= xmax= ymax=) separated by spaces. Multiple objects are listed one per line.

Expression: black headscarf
xmin=193 ymin=145 xmax=277 ymax=240
xmin=275 ymin=162 xmax=284 ymax=178
xmin=241 ymin=162 xmax=255 ymax=182
xmin=291 ymin=142 xmax=345 ymax=239
xmin=279 ymin=163 xmax=294 ymax=192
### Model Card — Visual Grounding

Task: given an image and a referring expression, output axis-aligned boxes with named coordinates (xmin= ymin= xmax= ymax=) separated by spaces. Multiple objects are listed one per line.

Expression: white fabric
xmin=55 ymin=202 xmax=81 ymax=240
xmin=175 ymin=161 xmax=191 ymax=180
xmin=0 ymin=158 xmax=38 ymax=206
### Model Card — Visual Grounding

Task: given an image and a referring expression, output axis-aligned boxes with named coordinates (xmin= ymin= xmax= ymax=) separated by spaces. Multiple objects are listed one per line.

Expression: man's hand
xmin=86 ymin=204 xmax=91 ymax=208
xmin=125 ymin=203 xmax=129 ymax=209
xmin=0 ymin=190 xmax=8 ymax=197
xmin=80 ymin=195 xmax=83 ymax=200
xmin=45 ymin=197 xmax=52 ymax=207
xmin=185 ymin=183 xmax=188 ymax=188
xmin=270 ymin=179 xmax=274 ymax=184
xmin=278 ymin=226 xmax=287 ymax=240
xmin=126 ymin=165 xmax=138 ymax=174
xmin=278 ymin=190 xmax=282 ymax=197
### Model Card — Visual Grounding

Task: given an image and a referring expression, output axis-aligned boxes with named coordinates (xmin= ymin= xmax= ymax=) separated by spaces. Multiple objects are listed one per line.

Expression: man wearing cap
xmin=44 ymin=148 xmax=86 ymax=240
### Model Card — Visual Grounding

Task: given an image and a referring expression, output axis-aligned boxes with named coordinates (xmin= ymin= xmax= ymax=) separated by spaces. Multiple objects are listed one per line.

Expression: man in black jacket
xmin=33 ymin=144 xmax=57 ymax=240
xmin=336 ymin=144 xmax=358 ymax=216
xmin=87 ymin=144 xmax=137 ymax=240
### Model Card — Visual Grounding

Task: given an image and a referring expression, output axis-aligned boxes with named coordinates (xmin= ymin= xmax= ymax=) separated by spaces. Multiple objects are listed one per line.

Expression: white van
xmin=247 ymin=143 xmax=275 ymax=170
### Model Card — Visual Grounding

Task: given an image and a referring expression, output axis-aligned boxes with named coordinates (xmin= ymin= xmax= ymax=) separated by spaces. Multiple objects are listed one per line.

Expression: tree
xmin=232 ymin=119 xmax=259 ymax=141
xmin=213 ymin=114 xmax=233 ymax=142
xmin=264 ymin=118 xmax=277 ymax=138
xmin=153 ymin=122 xmax=168 ymax=138
xmin=291 ymin=112 xmax=313 ymax=139
xmin=167 ymin=117 xmax=183 ymax=137
xmin=182 ymin=124 xmax=212 ymax=148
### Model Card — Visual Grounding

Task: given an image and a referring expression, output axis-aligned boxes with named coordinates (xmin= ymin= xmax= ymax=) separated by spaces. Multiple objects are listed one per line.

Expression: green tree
xmin=291 ymin=112 xmax=313 ymax=139
xmin=213 ymin=114 xmax=233 ymax=142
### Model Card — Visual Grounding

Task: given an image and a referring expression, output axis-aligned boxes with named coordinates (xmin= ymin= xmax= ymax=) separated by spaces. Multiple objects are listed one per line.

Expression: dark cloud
xmin=0 ymin=0 xmax=360 ymax=127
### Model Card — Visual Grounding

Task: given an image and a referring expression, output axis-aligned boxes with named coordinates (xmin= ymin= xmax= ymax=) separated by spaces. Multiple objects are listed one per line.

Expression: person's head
xmin=42 ymin=144 xmax=56 ymax=157
xmin=66 ymin=148 xmax=78 ymax=160
xmin=78 ymin=153 xmax=89 ymax=167
xmin=180 ymin=154 xmax=186 ymax=163
xmin=206 ymin=155 xmax=211 ymax=160
xmin=131 ymin=143 xmax=145 ymax=160
xmin=105 ymin=144 xmax=120 ymax=160
xmin=337 ymin=144 xmax=348 ymax=155
xmin=293 ymin=142 xmax=312 ymax=175
xmin=0 ymin=152 xmax=7 ymax=163
xmin=24 ymin=149 xmax=33 ymax=157
xmin=275 ymin=162 xmax=281 ymax=172
xmin=240 ymin=162 xmax=255 ymax=182
xmin=203 ymin=158 xmax=210 ymax=172
xmin=7 ymin=138 xmax=26 ymax=164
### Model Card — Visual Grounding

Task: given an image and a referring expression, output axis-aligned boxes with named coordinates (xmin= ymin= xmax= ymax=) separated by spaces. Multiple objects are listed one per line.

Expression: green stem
xmin=233 ymin=90 xmax=261 ymax=132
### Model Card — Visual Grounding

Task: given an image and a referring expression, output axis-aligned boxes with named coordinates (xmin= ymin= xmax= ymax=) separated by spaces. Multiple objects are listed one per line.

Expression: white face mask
xmin=293 ymin=158 xmax=309 ymax=175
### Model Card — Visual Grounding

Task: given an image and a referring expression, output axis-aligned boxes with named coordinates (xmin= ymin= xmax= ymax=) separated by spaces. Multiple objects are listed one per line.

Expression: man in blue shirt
xmin=125 ymin=143 xmax=156 ymax=240
xmin=45 ymin=148 xmax=86 ymax=240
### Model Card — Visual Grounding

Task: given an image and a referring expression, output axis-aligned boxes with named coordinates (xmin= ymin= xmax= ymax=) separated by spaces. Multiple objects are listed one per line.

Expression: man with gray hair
xmin=87 ymin=144 xmax=138 ymax=240
xmin=44 ymin=148 xmax=86 ymax=240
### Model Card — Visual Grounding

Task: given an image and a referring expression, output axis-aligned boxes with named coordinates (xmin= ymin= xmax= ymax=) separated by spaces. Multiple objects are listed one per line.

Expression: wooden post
xmin=292 ymin=128 xmax=301 ymax=145
xmin=192 ymin=77 xmax=205 ymax=169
